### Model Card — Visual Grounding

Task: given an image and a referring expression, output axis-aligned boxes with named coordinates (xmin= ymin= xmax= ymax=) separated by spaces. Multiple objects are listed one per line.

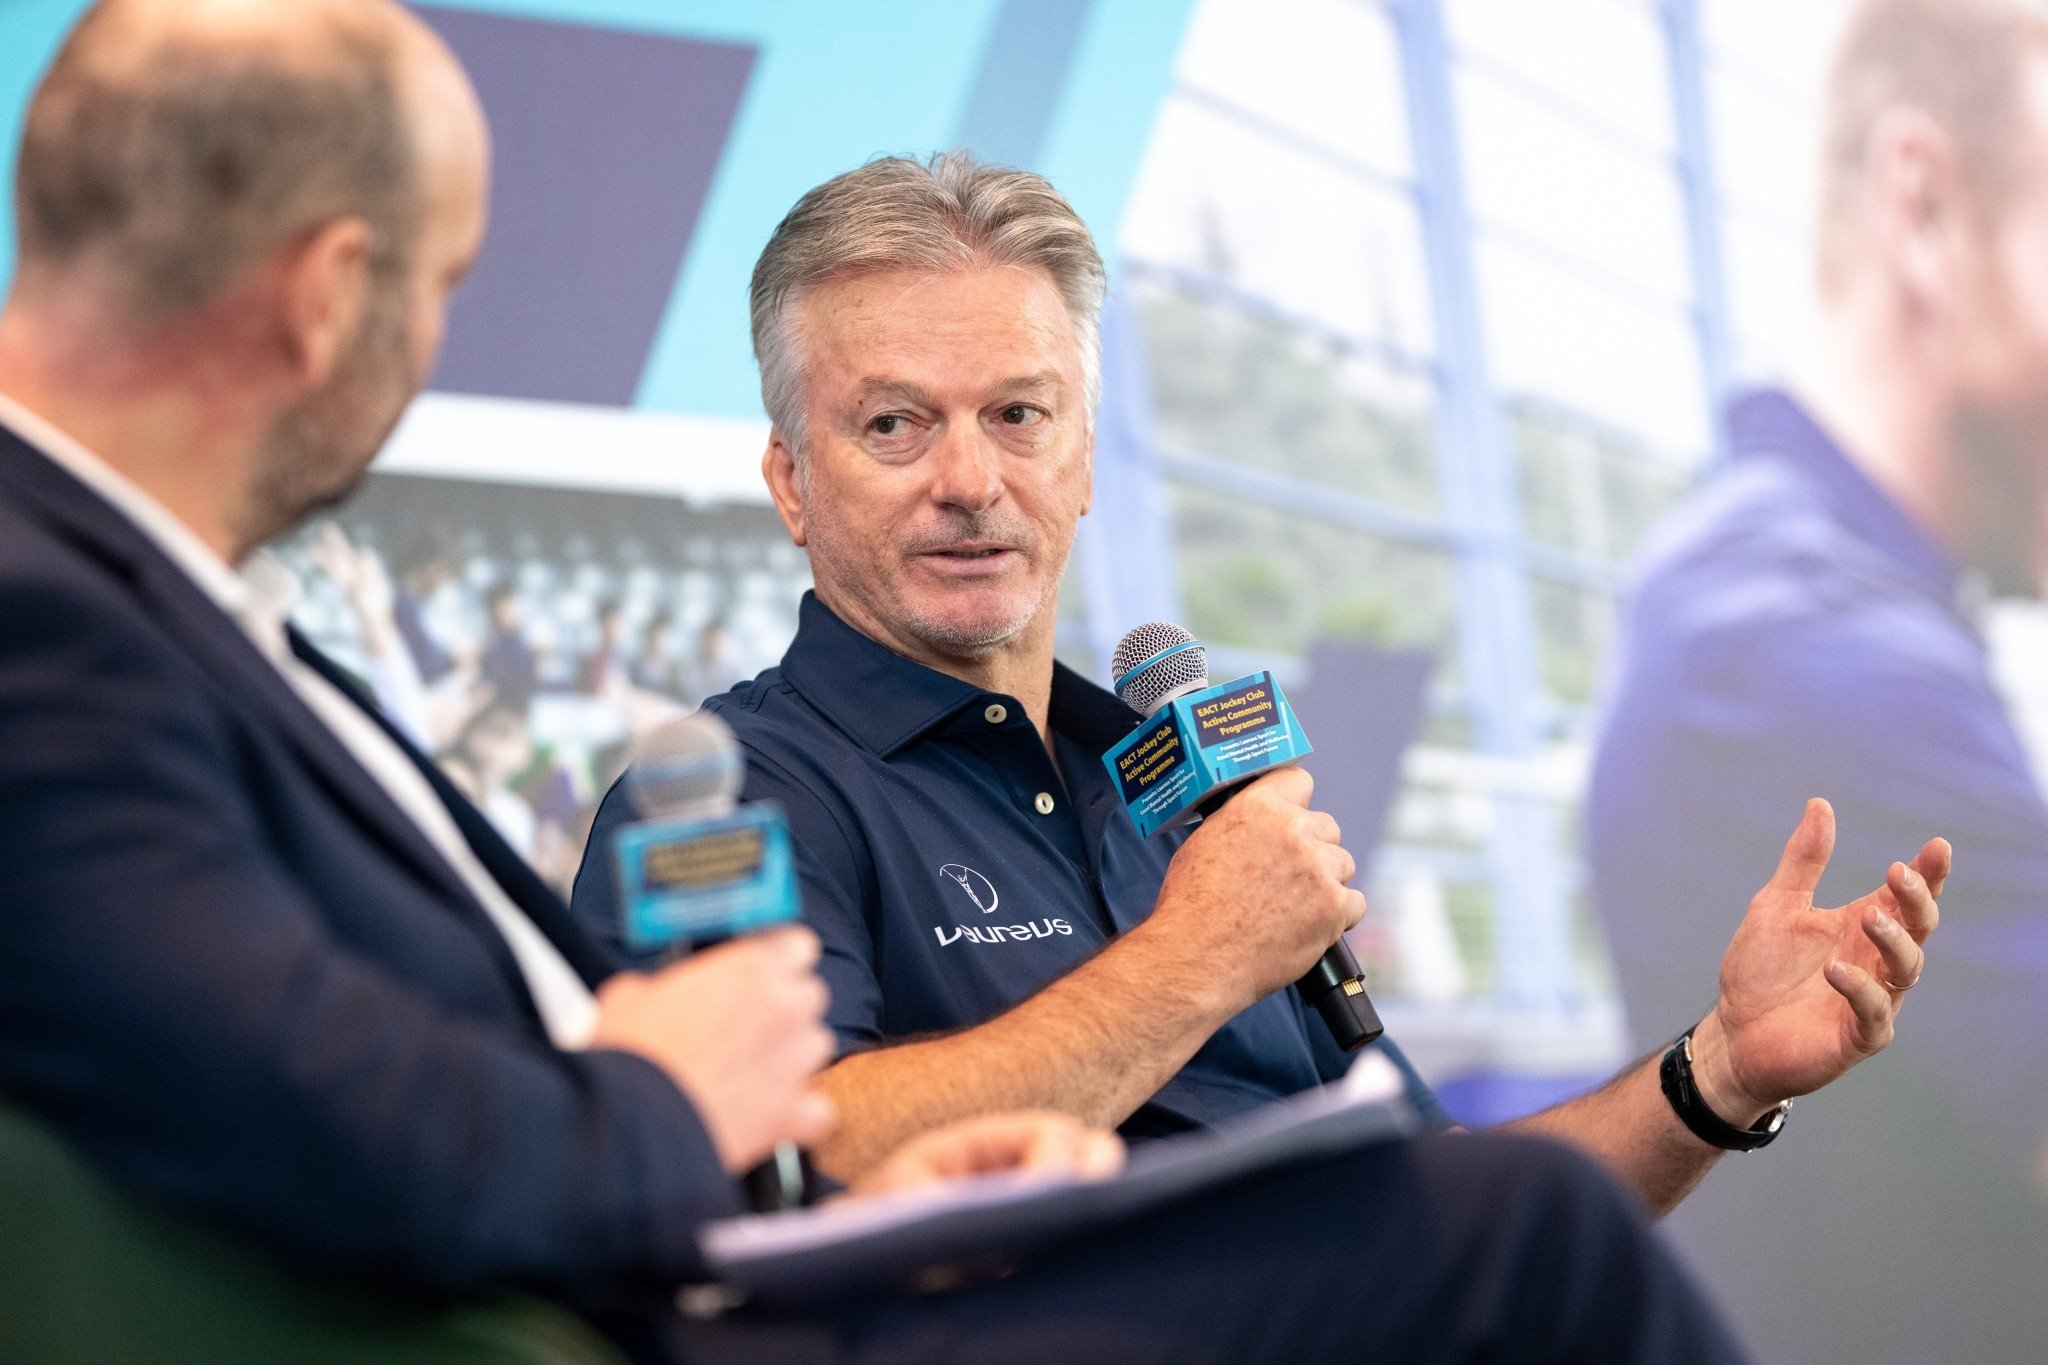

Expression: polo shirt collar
xmin=1049 ymin=656 xmax=1149 ymax=754
xmin=780 ymin=592 xmax=989 ymax=756
xmin=1727 ymin=386 xmax=1960 ymax=606
xmin=778 ymin=591 xmax=1144 ymax=758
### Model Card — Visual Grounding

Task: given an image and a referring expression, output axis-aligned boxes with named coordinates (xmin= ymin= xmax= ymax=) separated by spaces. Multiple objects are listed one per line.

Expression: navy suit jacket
xmin=0 ymin=424 xmax=741 ymax=1313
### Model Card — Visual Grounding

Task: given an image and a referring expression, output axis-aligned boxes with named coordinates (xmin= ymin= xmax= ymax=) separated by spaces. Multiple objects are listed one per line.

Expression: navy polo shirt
xmin=574 ymin=592 xmax=1444 ymax=1139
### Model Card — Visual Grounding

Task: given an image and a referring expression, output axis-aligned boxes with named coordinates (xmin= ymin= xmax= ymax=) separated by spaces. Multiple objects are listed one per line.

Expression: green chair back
xmin=0 ymin=1097 xmax=628 ymax=1365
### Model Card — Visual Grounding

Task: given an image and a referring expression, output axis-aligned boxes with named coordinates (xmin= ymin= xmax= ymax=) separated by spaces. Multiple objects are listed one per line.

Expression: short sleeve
xmin=567 ymin=776 xmax=637 ymax=958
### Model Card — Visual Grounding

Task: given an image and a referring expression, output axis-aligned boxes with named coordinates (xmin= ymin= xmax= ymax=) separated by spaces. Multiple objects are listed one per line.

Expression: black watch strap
xmin=1659 ymin=1026 xmax=1791 ymax=1153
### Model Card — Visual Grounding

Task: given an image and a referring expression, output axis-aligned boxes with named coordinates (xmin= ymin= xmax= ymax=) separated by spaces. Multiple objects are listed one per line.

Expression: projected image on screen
xmin=285 ymin=474 xmax=807 ymax=898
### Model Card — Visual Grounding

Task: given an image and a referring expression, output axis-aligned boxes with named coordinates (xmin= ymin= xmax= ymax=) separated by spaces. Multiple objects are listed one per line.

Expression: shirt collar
xmin=778 ymin=591 xmax=1144 ymax=758
xmin=0 ymin=391 xmax=253 ymax=619
xmin=1727 ymin=386 xmax=1960 ymax=606
xmin=1049 ymin=656 xmax=1151 ymax=755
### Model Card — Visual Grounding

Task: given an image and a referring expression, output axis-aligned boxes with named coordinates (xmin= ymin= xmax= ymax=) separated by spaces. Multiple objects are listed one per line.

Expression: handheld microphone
xmin=1105 ymin=623 xmax=1384 ymax=1052
xmin=613 ymin=711 xmax=811 ymax=1211
xmin=614 ymin=712 xmax=797 ymax=954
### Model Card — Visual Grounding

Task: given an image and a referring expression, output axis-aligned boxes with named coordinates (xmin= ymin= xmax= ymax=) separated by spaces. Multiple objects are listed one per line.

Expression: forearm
xmin=1504 ymin=1014 xmax=1769 ymax=1216
xmin=812 ymin=921 xmax=1232 ymax=1180
xmin=1504 ymin=1054 xmax=1717 ymax=1215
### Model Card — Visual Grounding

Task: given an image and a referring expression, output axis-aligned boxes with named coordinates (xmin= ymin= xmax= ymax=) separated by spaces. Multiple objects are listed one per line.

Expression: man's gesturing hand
xmin=1688 ymin=798 xmax=1950 ymax=1125
xmin=1145 ymin=766 xmax=1364 ymax=1017
xmin=589 ymin=926 xmax=837 ymax=1174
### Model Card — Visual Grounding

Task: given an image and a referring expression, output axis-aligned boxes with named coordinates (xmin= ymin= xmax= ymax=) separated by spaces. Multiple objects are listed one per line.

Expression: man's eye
xmin=871 ymin=414 xmax=905 ymax=436
xmin=1000 ymin=404 xmax=1039 ymax=425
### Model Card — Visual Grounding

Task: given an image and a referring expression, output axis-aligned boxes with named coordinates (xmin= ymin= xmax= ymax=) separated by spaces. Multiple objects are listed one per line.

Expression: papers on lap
xmin=699 ymin=1049 xmax=1421 ymax=1305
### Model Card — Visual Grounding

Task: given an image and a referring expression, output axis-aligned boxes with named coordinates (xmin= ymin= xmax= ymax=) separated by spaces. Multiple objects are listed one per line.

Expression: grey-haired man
xmin=575 ymin=151 xmax=1948 ymax=1270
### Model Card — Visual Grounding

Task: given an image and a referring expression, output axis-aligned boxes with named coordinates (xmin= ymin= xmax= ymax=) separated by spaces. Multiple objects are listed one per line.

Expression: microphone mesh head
xmin=1111 ymin=621 xmax=1210 ymax=716
xmin=626 ymin=710 xmax=744 ymax=821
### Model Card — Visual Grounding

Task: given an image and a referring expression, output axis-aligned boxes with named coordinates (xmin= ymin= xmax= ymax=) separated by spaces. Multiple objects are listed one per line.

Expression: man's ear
xmin=1869 ymin=107 xmax=1964 ymax=320
xmin=763 ymin=433 xmax=808 ymax=547
xmin=275 ymin=216 xmax=374 ymax=388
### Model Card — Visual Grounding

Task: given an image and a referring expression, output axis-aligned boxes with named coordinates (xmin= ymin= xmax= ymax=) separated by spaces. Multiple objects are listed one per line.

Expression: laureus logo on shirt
xmin=938 ymin=863 xmax=999 ymax=914
xmin=933 ymin=862 xmax=1072 ymax=947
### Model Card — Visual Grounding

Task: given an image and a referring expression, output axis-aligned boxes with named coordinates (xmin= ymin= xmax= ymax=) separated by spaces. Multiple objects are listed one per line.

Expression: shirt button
xmin=1033 ymin=791 xmax=1056 ymax=815
xmin=984 ymin=703 xmax=1008 ymax=725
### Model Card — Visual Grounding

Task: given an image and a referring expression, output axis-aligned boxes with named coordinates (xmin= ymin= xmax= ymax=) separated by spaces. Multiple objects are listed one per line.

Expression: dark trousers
xmin=664 ymin=1132 xmax=1750 ymax=1365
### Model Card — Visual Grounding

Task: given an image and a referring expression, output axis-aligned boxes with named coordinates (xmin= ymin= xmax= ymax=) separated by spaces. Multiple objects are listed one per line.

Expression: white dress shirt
xmin=0 ymin=393 xmax=599 ymax=1049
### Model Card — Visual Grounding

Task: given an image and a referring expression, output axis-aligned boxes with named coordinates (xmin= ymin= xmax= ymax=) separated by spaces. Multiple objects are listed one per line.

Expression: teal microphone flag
xmin=616 ymin=801 xmax=798 ymax=952
xmin=1104 ymin=672 xmax=1314 ymax=838
xmin=614 ymin=711 xmax=800 ymax=953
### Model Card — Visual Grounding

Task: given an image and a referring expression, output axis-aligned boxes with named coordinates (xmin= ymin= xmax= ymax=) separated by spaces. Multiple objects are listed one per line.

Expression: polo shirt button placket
xmin=984 ymin=703 xmax=1008 ymax=725
xmin=1033 ymin=791 xmax=1056 ymax=816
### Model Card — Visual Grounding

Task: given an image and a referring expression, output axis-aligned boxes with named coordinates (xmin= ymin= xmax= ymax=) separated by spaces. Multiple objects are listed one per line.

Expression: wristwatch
xmin=1659 ymin=1025 xmax=1792 ymax=1152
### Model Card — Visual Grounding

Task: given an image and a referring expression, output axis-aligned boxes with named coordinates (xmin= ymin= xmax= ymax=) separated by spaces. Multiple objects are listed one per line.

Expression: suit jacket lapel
xmin=291 ymin=632 xmax=620 ymax=988
xmin=0 ymin=429 xmax=514 ymax=955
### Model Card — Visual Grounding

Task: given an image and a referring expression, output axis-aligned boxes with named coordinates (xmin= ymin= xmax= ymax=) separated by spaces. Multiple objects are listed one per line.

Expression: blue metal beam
xmin=1071 ymin=283 xmax=1186 ymax=679
xmin=1153 ymin=445 xmax=1456 ymax=550
xmin=1390 ymin=0 xmax=1539 ymax=760
xmin=1391 ymin=0 xmax=1577 ymax=1014
xmin=1661 ymin=0 xmax=1736 ymax=464
xmin=951 ymin=0 xmax=1096 ymax=167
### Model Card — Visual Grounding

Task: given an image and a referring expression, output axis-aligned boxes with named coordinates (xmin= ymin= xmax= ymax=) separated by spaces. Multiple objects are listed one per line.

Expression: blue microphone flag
xmin=614 ymin=712 xmax=800 ymax=952
xmin=1104 ymin=670 xmax=1313 ymax=837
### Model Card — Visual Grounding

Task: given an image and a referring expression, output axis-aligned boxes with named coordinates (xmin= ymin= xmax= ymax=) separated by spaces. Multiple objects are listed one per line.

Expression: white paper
xmin=699 ymin=1054 xmax=1421 ymax=1305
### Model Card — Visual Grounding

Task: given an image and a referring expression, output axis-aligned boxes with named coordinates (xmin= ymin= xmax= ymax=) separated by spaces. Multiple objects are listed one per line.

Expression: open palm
xmin=1708 ymin=799 xmax=1948 ymax=1112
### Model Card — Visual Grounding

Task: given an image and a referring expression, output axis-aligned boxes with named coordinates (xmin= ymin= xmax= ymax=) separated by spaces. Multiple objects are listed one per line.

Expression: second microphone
xmin=1104 ymin=622 xmax=1384 ymax=1052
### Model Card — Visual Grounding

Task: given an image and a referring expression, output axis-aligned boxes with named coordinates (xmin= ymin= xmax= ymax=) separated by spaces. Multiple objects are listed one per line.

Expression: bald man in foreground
xmin=0 ymin=3 xmax=1756 ymax=1362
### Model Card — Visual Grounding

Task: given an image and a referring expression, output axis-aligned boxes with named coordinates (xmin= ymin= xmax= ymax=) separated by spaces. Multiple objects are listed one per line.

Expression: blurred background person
xmin=308 ymin=518 xmax=492 ymax=748
xmin=388 ymin=518 xmax=465 ymax=686
xmin=441 ymin=694 xmax=543 ymax=858
xmin=630 ymin=605 xmax=686 ymax=700
xmin=679 ymin=612 xmax=737 ymax=707
xmin=435 ymin=689 xmax=586 ymax=894
xmin=1588 ymin=1 xmax=2048 ymax=1360
xmin=578 ymin=597 xmax=631 ymax=700
xmin=478 ymin=577 xmax=539 ymax=699
xmin=306 ymin=519 xmax=434 ymax=744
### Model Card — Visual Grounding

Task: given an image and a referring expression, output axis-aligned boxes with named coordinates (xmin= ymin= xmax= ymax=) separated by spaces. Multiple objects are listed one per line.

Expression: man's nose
xmin=927 ymin=425 xmax=1005 ymax=512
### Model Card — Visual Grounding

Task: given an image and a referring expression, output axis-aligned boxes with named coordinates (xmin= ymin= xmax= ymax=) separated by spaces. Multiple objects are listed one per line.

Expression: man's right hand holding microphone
xmin=1139 ymin=766 xmax=1367 ymax=1023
